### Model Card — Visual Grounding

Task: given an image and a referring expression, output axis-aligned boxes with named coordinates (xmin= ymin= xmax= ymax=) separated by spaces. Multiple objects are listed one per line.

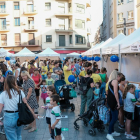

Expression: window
xmin=118 ymin=0 xmax=123 ymax=5
xmin=45 ymin=19 xmax=51 ymax=26
xmin=27 ymin=4 xmax=34 ymax=12
xmin=15 ymin=33 xmax=20 ymax=46
xmin=1 ymin=34 xmax=7 ymax=46
xmin=45 ymin=2 xmax=51 ymax=10
xmin=118 ymin=29 xmax=123 ymax=35
xmin=58 ymin=3 xmax=65 ymax=13
xmin=118 ymin=13 xmax=123 ymax=22
xmin=75 ymin=35 xmax=85 ymax=44
xmin=128 ymin=28 xmax=134 ymax=35
xmin=69 ymin=35 xmax=72 ymax=44
xmin=58 ymin=19 xmax=65 ymax=29
xmin=14 ymin=18 xmax=20 ymax=26
xmin=14 ymin=2 xmax=19 ymax=10
xmin=75 ymin=4 xmax=85 ymax=13
xmin=75 ymin=19 xmax=85 ymax=29
xmin=128 ymin=11 xmax=134 ymax=20
xmin=0 ymin=2 xmax=5 ymax=12
xmin=128 ymin=0 xmax=133 ymax=3
xmin=46 ymin=35 xmax=52 ymax=42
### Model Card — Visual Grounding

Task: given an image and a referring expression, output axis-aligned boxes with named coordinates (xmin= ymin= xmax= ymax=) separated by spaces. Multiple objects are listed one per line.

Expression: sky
xmin=88 ymin=0 xmax=103 ymax=42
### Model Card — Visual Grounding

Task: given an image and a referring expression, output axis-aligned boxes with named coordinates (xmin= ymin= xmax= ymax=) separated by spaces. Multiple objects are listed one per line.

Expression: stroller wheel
xmin=88 ymin=129 xmax=96 ymax=136
xmin=74 ymin=125 xmax=79 ymax=130
xmin=71 ymin=103 xmax=75 ymax=111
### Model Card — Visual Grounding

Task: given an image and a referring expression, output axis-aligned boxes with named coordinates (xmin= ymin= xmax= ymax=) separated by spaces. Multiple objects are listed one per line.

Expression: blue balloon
xmin=87 ymin=57 xmax=91 ymax=61
xmin=68 ymin=75 xmax=75 ymax=83
xmin=94 ymin=56 xmax=100 ymax=62
xmin=79 ymin=55 xmax=82 ymax=58
xmin=35 ymin=56 xmax=38 ymax=60
xmin=110 ymin=55 xmax=118 ymax=62
xmin=83 ymin=56 xmax=87 ymax=60
xmin=5 ymin=57 xmax=10 ymax=61
xmin=91 ymin=56 xmax=94 ymax=60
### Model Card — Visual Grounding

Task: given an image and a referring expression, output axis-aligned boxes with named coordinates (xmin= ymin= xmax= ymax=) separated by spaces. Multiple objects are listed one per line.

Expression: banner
xmin=130 ymin=45 xmax=140 ymax=52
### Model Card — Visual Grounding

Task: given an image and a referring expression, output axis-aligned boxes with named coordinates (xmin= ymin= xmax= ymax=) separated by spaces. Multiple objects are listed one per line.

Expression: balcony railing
xmin=18 ymin=40 xmax=39 ymax=46
xmin=0 ymin=25 xmax=10 ymax=31
xmin=24 ymin=24 xmax=38 ymax=32
xmin=55 ymin=8 xmax=72 ymax=16
xmin=1 ymin=41 xmax=7 ymax=46
xmin=55 ymin=41 xmax=73 ymax=47
xmin=23 ymin=7 xmax=37 ymax=15
xmin=0 ymin=8 xmax=9 ymax=15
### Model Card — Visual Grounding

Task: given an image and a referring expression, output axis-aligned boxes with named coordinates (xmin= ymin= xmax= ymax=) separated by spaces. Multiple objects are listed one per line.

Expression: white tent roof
xmin=106 ymin=28 xmax=140 ymax=54
xmin=14 ymin=47 xmax=36 ymax=57
xmin=0 ymin=48 xmax=14 ymax=57
xmin=66 ymin=52 xmax=80 ymax=57
xmin=94 ymin=34 xmax=126 ymax=54
xmin=37 ymin=48 xmax=60 ymax=56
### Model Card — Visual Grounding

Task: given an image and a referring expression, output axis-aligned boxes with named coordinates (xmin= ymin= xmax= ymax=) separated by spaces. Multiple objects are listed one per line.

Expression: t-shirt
xmin=45 ymin=97 xmax=52 ymax=118
xmin=91 ymin=74 xmax=101 ymax=84
xmin=99 ymin=73 xmax=106 ymax=82
xmin=0 ymin=90 xmax=25 ymax=111
xmin=106 ymin=82 xmax=109 ymax=91
xmin=40 ymin=85 xmax=48 ymax=93
xmin=53 ymin=67 xmax=61 ymax=73
xmin=124 ymin=92 xmax=137 ymax=113
xmin=29 ymin=68 xmax=35 ymax=75
xmin=46 ymin=78 xmax=54 ymax=86
xmin=32 ymin=74 xmax=42 ymax=87
xmin=79 ymin=70 xmax=86 ymax=77
xmin=51 ymin=106 xmax=61 ymax=128
xmin=94 ymin=88 xmax=100 ymax=100
xmin=49 ymin=65 xmax=54 ymax=73
xmin=81 ymin=77 xmax=93 ymax=89
xmin=63 ymin=65 xmax=72 ymax=84
xmin=41 ymin=66 xmax=48 ymax=75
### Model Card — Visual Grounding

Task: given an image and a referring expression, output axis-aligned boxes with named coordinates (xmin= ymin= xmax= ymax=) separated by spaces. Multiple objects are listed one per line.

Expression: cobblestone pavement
xmin=0 ymin=95 xmax=139 ymax=140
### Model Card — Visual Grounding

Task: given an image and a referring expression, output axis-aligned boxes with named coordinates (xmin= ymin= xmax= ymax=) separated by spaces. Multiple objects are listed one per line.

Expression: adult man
xmin=53 ymin=61 xmax=63 ymax=79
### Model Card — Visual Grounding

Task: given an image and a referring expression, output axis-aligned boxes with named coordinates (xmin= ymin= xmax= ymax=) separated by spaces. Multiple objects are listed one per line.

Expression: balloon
xmin=110 ymin=55 xmax=118 ymax=62
xmin=83 ymin=56 xmax=87 ymax=60
xmin=94 ymin=56 xmax=100 ymax=62
xmin=91 ymin=56 xmax=94 ymax=60
xmin=79 ymin=55 xmax=82 ymax=58
xmin=5 ymin=57 xmax=10 ymax=61
xmin=68 ymin=75 xmax=75 ymax=83
xmin=87 ymin=57 xmax=91 ymax=61
xmin=35 ymin=56 xmax=38 ymax=60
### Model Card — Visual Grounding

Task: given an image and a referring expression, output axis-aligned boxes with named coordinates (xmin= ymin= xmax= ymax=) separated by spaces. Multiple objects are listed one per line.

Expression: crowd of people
xmin=0 ymin=56 xmax=139 ymax=140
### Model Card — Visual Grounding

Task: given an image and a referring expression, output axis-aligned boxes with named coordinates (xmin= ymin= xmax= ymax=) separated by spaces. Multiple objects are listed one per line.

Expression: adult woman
xmin=15 ymin=63 xmax=21 ymax=81
xmin=0 ymin=70 xmax=4 ymax=94
xmin=91 ymin=68 xmax=102 ymax=84
xmin=31 ymin=69 xmax=42 ymax=103
xmin=80 ymin=69 xmax=94 ymax=115
xmin=41 ymin=61 xmax=48 ymax=80
xmin=0 ymin=75 xmax=38 ymax=139
xmin=0 ymin=63 xmax=7 ymax=76
xmin=21 ymin=71 xmax=39 ymax=132
xmin=19 ymin=67 xmax=28 ymax=86
xmin=106 ymin=70 xmax=123 ymax=140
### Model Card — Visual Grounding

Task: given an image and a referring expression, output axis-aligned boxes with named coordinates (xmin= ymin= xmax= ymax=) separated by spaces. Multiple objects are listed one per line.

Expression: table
xmin=135 ymin=105 xmax=140 ymax=138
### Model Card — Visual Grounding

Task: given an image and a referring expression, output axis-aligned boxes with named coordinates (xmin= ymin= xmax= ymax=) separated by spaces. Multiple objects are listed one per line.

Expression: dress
xmin=23 ymin=78 xmax=39 ymax=109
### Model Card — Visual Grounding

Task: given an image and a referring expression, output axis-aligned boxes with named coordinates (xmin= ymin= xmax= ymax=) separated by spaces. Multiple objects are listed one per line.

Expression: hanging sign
xmin=130 ymin=45 xmax=140 ymax=52
xmin=105 ymin=48 xmax=112 ymax=54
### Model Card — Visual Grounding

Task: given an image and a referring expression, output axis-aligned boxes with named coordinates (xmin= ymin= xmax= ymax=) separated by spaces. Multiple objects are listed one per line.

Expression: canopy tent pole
xmin=100 ymin=48 xmax=103 ymax=68
xmin=118 ymin=44 xmax=122 ymax=72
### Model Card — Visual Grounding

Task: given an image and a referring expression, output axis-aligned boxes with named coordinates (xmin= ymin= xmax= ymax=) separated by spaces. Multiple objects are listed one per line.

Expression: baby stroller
xmin=74 ymin=97 xmax=105 ymax=136
xmin=54 ymin=80 xmax=75 ymax=111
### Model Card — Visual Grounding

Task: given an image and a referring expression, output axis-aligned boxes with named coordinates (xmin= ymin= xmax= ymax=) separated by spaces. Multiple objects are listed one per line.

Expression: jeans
xmin=108 ymin=109 xmax=118 ymax=134
xmin=80 ymin=88 xmax=93 ymax=115
xmin=4 ymin=112 xmax=22 ymax=140
xmin=100 ymin=82 xmax=106 ymax=98
xmin=42 ymin=74 xmax=47 ymax=80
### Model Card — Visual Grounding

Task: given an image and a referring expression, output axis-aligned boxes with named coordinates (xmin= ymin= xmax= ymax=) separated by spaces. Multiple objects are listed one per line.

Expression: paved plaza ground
xmin=0 ymin=95 xmax=139 ymax=140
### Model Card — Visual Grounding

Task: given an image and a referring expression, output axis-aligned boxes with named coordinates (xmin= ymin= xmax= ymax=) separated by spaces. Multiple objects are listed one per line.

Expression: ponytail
xmin=123 ymin=84 xmax=135 ymax=99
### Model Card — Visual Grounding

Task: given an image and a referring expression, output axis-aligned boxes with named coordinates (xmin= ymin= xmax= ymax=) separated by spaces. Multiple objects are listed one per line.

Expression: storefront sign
xmin=105 ymin=48 xmax=112 ymax=54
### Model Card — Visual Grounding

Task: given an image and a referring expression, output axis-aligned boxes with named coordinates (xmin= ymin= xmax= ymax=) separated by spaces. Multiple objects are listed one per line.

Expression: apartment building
xmin=137 ymin=0 xmax=140 ymax=28
xmin=0 ymin=0 xmax=91 ymax=54
xmin=117 ymin=0 xmax=135 ymax=36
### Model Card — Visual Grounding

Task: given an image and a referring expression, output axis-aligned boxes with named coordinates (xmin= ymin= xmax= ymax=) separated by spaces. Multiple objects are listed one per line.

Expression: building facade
xmin=0 ymin=0 xmax=91 ymax=53
xmin=137 ymin=0 xmax=140 ymax=28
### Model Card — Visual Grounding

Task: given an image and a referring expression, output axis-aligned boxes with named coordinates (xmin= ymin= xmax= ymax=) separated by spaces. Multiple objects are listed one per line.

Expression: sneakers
xmin=112 ymin=131 xmax=120 ymax=137
xmin=125 ymin=132 xmax=133 ymax=135
xmin=126 ymin=134 xmax=137 ymax=139
xmin=61 ymin=133 xmax=65 ymax=140
xmin=118 ymin=124 xmax=125 ymax=130
xmin=106 ymin=134 xmax=115 ymax=140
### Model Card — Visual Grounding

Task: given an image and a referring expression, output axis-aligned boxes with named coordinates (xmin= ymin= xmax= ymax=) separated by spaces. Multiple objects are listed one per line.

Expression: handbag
xmin=17 ymin=90 xmax=34 ymax=126
xmin=69 ymin=88 xmax=77 ymax=98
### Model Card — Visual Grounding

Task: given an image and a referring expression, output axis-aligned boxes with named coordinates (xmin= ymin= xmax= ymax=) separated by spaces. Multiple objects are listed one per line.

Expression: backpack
xmin=79 ymin=77 xmax=91 ymax=95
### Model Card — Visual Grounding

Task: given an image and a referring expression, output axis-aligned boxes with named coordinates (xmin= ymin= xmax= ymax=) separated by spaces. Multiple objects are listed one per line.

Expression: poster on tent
xmin=130 ymin=44 xmax=140 ymax=52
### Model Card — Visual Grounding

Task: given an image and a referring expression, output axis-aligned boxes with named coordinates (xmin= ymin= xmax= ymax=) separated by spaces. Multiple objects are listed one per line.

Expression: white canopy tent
xmin=66 ymin=52 xmax=80 ymax=57
xmin=37 ymin=48 xmax=60 ymax=57
xmin=14 ymin=47 xmax=36 ymax=57
xmin=0 ymin=48 xmax=14 ymax=57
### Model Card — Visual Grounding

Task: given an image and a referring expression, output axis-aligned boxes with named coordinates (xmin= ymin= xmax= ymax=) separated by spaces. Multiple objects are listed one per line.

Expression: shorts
xmin=124 ymin=111 xmax=134 ymax=120
xmin=51 ymin=128 xmax=61 ymax=136
xmin=46 ymin=117 xmax=51 ymax=125
xmin=35 ymin=89 xmax=40 ymax=97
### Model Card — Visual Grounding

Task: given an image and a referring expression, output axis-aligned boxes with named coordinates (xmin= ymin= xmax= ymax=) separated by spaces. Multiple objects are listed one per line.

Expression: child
xmin=46 ymin=72 xmax=54 ymax=86
xmin=40 ymin=80 xmax=48 ymax=104
xmin=93 ymin=82 xmax=101 ymax=100
xmin=44 ymin=86 xmax=56 ymax=140
xmin=123 ymin=84 xmax=140 ymax=139
xmin=50 ymin=95 xmax=62 ymax=140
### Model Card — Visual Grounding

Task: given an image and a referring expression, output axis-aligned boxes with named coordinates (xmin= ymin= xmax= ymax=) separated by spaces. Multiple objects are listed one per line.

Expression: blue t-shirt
xmin=94 ymin=88 xmax=100 ymax=100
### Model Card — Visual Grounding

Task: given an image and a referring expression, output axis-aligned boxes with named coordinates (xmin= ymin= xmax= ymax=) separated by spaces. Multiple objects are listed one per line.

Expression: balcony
xmin=55 ymin=41 xmax=73 ymax=47
xmin=0 ymin=25 xmax=10 ymax=32
xmin=1 ymin=41 xmax=7 ymax=46
xmin=87 ymin=28 xmax=91 ymax=35
xmin=86 ymin=0 xmax=91 ymax=7
xmin=55 ymin=25 xmax=73 ymax=33
xmin=16 ymin=40 xmax=39 ymax=46
xmin=24 ymin=24 xmax=38 ymax=32
xmin=0 ymin=8 xmax=9 ymax=16
xmin=87 ymin=14 xmax=91 ymax=21
xmin=23 ymin=7 xmax=37 ymax=15
xmin=55 ymin=8 xmax=72 ymax=17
